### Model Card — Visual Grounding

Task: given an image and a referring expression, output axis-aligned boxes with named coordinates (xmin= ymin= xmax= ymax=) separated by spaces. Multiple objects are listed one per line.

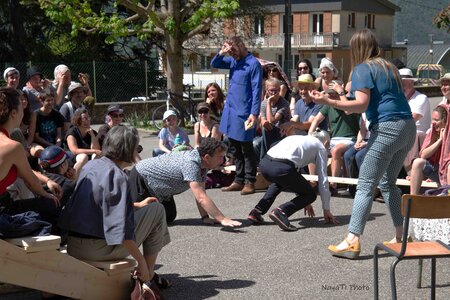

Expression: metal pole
xmin=145 ymin=60 xmax=148 ymax=99
xmin=283 ymin=0 xmax=292 ymax=80
xmin=92 ymin=60 xmax=97 ymax=99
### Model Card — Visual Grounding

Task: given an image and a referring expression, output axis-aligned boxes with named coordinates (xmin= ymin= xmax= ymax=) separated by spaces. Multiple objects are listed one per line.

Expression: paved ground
xmin=135 ymin=124 xmax=450 ymax=300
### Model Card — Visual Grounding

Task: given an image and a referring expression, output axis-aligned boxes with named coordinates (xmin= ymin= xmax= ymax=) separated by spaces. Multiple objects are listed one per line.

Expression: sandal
xmin=153 ymin=272 xmax=171 ymax=289
xmin=328 ymin=238 xmax=361 ymax=259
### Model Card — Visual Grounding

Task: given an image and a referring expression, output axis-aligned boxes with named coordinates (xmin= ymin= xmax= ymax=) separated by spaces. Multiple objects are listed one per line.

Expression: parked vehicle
xmin=416 ymin=64 xmax=444 ymax=86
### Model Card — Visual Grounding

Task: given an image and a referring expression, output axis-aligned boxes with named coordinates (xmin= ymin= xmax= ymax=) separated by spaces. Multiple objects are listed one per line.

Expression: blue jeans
xmin=343 ymin=143 xmax=369 ymax=177
xmin=348 ymin=119 xmax=416 ymax=235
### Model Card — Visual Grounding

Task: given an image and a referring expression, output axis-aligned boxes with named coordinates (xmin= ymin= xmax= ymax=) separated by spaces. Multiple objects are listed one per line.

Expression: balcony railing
xmin=251 ymin=33 xmax=338 ymax=48
xmin=190 ymin=32 xmax=339 ymax=49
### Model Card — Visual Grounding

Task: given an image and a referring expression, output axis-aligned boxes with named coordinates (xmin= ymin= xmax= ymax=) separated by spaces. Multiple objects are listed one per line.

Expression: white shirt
xmin=267 ymin=135 xmax=331 ymax=210
xmin=408 ymin=90 xmax=431 ymax=133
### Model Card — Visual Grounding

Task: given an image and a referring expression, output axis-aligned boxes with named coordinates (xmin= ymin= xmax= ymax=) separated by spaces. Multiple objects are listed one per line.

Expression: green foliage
xmin=434 ymin=5 xmax=450 ymax=32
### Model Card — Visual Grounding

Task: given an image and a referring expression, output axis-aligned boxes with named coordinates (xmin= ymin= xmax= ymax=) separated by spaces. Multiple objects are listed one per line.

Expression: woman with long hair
xmin=309 ymin=29 xmax=416 ymax=259
xmin=0 ymin=87 xmax=61 ymax=233
xmin=204 ymin=82 xmax=225 ymax=122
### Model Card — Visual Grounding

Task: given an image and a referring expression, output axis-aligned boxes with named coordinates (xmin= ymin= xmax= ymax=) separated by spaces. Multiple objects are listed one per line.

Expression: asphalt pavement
xmin=135 ymin=112 xmax=449 ymax=300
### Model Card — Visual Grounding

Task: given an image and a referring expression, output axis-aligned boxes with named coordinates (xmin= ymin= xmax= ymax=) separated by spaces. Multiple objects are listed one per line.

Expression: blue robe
xmin=211 ymin=52 xmax=262 ymax=142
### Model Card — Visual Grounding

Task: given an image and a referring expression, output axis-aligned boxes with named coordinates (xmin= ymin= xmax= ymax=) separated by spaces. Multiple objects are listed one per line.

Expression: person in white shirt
xmin=399 ymin=68 xmax=431 ymax=171
xmin=439 ymin=73 xmax=450 ymax=106
xmin=247 ymin=132 xmax=338 ymax=231
xmin=399 ymin=68 xmax=431 ymax=133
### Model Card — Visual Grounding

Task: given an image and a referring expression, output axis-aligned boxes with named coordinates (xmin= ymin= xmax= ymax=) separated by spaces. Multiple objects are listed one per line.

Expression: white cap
xmin=3 ymin=67 xmax=20 ymax=81
xmin=163 ymin=110 xmax=177 ymax=121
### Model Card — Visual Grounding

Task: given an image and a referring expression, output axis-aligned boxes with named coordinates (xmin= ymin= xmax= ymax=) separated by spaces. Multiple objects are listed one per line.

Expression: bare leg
xmin=410 ymin=158 xmax=425 ymax=195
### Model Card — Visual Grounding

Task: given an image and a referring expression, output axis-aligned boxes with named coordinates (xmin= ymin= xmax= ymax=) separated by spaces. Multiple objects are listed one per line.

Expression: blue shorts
xmin=422 ymin=160 xmax=440 ymax=183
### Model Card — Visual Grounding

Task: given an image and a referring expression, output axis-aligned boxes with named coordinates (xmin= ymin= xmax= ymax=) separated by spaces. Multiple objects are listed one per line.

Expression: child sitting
xmin=152 ymin=110 xmax=192 ymax=156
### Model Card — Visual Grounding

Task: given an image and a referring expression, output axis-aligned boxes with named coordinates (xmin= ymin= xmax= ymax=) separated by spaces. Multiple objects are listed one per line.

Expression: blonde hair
xmin=349 ymin=29 xmax=402 ymax=90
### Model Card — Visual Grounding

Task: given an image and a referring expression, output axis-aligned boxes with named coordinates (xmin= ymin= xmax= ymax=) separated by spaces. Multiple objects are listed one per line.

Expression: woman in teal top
xmin=309 ymin=29 xmax=416 ymax=259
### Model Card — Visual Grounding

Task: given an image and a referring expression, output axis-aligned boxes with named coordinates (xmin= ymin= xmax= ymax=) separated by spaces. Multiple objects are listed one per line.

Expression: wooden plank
xmin=83 ymin=258 xmax=136 ymax=270
xmin=223 ymin=165 xmax=438 ymax=188
xmin=5 ymin=235 xmax=61 ymax=252
xmin=0 ymin=239 xmax=131 ymax=300
xmin=302 ymin=174 xmax=438 ymax=188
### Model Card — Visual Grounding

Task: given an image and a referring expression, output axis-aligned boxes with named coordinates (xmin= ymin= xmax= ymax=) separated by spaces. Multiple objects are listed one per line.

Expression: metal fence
xmin=1 ymin=60 xmax=165 ymax=103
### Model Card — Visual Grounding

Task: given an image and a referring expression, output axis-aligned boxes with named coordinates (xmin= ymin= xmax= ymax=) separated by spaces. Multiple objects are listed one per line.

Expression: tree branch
xmin=186 ymin=17 xmax=213 ymax=40
xmin=181 ymin=0 xmax=201 ymax=21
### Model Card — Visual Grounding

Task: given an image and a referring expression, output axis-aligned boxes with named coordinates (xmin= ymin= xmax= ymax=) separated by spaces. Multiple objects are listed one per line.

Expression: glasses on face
xmin=198 ymin=109 xmax=209 ymax=115
xmin=110 ymin=113 xmax=124 ymax=118
xmin=269 ymin=68 xmax=279 ymax=73
xmin=267 ymin=88 xmax=280 ymax=93
xmin=298 ymin=66 xmax=309 ymax=70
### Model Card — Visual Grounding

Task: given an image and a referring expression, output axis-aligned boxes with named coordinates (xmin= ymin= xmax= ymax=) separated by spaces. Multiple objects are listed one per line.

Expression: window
xmin=312 ymin=13 xmax=324 ymax=33
xmin=348 ymin=12 xmax=355 ymax=28
xmin=254 ymin=16 xmax=264 ymax=35
xmin=200 ymin=55 xmax=212 ymax=70
xmin=365 ymin=14 xmax=375 ymax=29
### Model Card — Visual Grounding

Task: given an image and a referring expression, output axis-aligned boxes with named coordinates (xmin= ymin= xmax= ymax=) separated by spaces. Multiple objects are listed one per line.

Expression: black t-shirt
xmin=64 ymin=126 xmax=97 ymax=150
xmin=35 ymin=109 xmax=65 ymax=145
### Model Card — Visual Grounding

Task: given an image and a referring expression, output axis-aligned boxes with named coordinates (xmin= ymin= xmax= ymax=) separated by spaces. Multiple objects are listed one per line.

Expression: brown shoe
xmin=221 ymin=182 xmax=244 ymax=192
xmin=240 ymin=183 xmax=255 ymax=195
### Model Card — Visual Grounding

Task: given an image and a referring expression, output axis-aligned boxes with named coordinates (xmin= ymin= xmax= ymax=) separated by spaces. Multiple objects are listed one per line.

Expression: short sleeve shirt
xmin=320 ymin=105 xmax=359 ymax=139
xmin=135 ymin=149 xmax=206 ymax=198
xmin=260 ymin=97 xmax=291 ymax=127
xmin=351 ymin=63 xmax=412 ymax=125
xmin=35 ymin=109 xmax=65 ymax=144
xmin=158 ymin=127 xmax=190 ymax=150
xmin=294 ymin=99 xmax=327 ymax=131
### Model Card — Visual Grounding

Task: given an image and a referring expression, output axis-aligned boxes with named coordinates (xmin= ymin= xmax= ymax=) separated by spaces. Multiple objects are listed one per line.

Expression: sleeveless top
xmin=197 ymin=122 xmax=216 ymax=143
xmin=0 ymin=128 xmax=18 ymax=195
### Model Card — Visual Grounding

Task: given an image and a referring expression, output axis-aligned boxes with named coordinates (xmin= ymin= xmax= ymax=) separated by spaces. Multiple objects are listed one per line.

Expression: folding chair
xmin=373 ymin=194 xmax=450 ymax=300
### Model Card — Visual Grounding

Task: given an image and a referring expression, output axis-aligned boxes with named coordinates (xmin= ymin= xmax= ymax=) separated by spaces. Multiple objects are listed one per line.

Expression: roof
xmin=246 ymin=0 xmax=399 ymax=14
xmin=404 ymin=44 xmax=450 ymax=70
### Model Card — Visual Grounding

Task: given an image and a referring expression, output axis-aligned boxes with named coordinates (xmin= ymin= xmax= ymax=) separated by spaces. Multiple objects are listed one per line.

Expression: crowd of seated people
xmin=1 ymin=47 xmax=449 ymax=297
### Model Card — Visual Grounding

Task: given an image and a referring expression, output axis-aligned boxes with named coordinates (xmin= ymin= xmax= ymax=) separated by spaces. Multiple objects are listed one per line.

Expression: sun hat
xmin=399 ymin=68 xmax=417 ymax=81
xmin=107 ymin=104 xmax=123 ymax=114
xmin=26 ymin=66 xmax=43 ymax=80
xmin=3 ymin=67 xmax=20 ymax=81
xmin=39 ymin=146 xmax=71 ymax=169
xmin=67 ymin=82 xmax=86 ymax=98
xmin=440 ymin=73 xmax=450 ymax=84
xmin=196 ymin=102 xmax=210 ymax=112
xmin=163 ymin=110 xmax=177 ymax=121
xmin=298 ymin=74 xmax=319 ymax=88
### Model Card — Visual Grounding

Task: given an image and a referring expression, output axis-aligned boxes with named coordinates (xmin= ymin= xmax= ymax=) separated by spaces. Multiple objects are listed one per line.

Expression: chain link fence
xmin=1 ymin=60 xmax=165 ymax=103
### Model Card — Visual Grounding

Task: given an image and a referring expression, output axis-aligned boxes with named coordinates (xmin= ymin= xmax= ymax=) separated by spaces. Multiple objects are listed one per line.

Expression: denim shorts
xmin=422 ymin=160 xmax=440 ymax=183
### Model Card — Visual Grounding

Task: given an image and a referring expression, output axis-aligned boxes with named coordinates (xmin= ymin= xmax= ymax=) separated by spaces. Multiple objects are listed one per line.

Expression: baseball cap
xmin=196 ymin=102 xmax=210 ymax=112
xmin=107 ymin=104 xmax=124 ymax=114
xmin=163 ymin=110 xmax=177 ymax=121
xmin=39 ymin=146 xmax=71 ymax=169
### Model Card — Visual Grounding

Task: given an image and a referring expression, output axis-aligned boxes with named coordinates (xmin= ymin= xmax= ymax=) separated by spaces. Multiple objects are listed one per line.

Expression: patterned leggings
xmin=348 ymin=119 xmax=416 ymax=235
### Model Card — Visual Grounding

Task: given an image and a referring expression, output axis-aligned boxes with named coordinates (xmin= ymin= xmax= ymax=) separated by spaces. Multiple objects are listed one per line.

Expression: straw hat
xmin=298 ymin=74 xmax=319 ymax=88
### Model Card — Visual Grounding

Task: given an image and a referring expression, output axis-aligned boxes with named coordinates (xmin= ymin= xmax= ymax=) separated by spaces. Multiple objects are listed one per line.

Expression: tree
xmin=32 ymin=0 xmax=240 ymax=94
xmin=434 ymin=5 xmax=450 ymax=32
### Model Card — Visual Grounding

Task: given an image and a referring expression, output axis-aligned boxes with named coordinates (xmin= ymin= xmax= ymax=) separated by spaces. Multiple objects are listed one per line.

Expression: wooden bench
xmin=0 ymin=235 xmax=136 ymax=299
xmin=223 ymin=165 xmax=439 ymax=189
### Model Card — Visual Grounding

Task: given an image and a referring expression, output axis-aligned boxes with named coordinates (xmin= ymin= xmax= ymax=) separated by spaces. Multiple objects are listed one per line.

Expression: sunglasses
xmin=298 ymin=66 xmax=309 ymax=70
xmin=267 ymin=89 xmax=280 ymax=93
xmin=269 ymin=68 xmax=279 ymax=72
xmin=198 ymin=109 xmax=209 ymax=114
xmin=110 ymin=113 xmax=124 ymax=118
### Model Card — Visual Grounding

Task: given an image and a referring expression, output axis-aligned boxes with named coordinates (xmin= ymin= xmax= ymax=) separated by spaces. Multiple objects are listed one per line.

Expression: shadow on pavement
xmin=159 ymin=273 xmax=255 ymax=299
